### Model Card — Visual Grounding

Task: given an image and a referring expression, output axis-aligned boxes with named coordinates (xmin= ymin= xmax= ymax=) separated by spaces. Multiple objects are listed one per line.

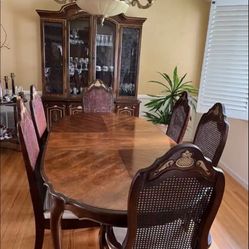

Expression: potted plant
xmin=144 ymin=66 xmax=198 ymax=126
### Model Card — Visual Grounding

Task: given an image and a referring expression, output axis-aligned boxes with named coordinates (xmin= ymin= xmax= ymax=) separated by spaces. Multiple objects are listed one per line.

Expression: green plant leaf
xmin=145 ymin=67 xmax=197 ymax=125
xmin=178 ymin=73 xmax=187 ymax=85
xmin=159 ymin=72 xmax=173 ymax=90
xmin=173 ymin=67 xmax=180 ymax=91
xmin=148 ymin=80 xmax=171 ymax=92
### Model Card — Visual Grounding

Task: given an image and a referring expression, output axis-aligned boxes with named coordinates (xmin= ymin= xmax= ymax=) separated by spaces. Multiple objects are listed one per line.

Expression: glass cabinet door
xmin=43 ymin=22 xmax=64 ymax=95
xmin=119 ymin=28 xmax=140 ymax=97
xmin=95 ymin=20 xmax=116 ymax=88
xmin=69 ymin=18 xmax=90 ymax=96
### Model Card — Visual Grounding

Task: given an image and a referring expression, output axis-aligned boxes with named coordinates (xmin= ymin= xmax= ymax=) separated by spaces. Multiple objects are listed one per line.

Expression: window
xmin=197 ymin=0 xmax=248 ymax=120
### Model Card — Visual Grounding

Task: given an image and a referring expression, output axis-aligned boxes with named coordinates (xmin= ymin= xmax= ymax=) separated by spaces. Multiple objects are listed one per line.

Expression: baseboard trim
xmin=219 ymin=161 xmax=248 ymax=190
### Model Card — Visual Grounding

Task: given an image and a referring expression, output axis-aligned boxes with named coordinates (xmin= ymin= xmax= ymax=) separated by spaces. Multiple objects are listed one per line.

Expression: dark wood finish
xmin=37 ymin=3 xmax=146 ymax=128
xmin=42 ymin=113 xmax=176 ymax=248
xmin=16 ymin=97 xmax=98 ymax=249
xmin=44 ymin=102 xmax=66 ymax=130
xmin=193 ymin=103 xmax=229 ymax=167
xmin=166 ymin=91 xmax=191 ymax=143
xmin=68 ymin=103 xmax=83 ymax=115
xmin=115 ymin=99 xmax=140 ymax=117
xmin=101 ymin=144 xmax=225 ymax=249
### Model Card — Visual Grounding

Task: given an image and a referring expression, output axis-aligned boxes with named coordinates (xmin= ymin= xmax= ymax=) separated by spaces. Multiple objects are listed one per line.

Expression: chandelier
xmin=54 ymin=0 xmax=154 ymax=20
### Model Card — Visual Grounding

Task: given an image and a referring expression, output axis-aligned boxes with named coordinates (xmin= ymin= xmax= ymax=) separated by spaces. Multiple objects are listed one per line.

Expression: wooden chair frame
xmin=166 ymin=91 xmax=191 ymax=143
xmin=30 ymin=85 xmax=48 ymax=147
xmin=193 ymin=103 xmax=229 ymax=167
xmin=17 ymin=98 xmax=98 ymax=249
xmin=101 ymin=144 xmax=225 ymax=249
xmin=83 ymin=80 xmax=114 ymax=113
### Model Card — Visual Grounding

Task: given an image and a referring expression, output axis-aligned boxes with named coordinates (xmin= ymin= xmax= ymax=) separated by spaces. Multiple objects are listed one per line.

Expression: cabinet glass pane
xmin=69 ymin=18 xmax=90 ymax=96
xmin=119 ymin=28 xmax=140 ymax=97
xmin=44 ymin=22 xmax=64 ymax=94
xmin=96 ymin=21 xmax=115 ymax=88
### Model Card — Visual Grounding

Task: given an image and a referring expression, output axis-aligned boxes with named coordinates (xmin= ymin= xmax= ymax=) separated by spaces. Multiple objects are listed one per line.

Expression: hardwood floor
xmin=1 ymin=148 xmax=248 ymax=249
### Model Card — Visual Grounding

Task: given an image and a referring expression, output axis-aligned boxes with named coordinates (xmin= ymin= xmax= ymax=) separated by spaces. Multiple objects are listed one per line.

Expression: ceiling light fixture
xmin=54 ymin=0 xmax=154 ymax=23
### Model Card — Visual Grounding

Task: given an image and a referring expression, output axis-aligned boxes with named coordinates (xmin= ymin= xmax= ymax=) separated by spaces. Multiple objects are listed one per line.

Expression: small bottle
xmin=0 ymin=80 xmax=3 ymax=101
xmin=10 ymin=73 xmax=16 ymax=95
xmin=4 ymin=76 xmax=9 ymax=96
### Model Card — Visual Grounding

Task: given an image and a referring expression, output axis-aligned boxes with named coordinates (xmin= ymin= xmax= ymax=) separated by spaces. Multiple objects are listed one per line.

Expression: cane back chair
xmin=30 ymin=85 xmax=48 ymax=147
xmin=17 ymin=98 xmax=98 ymax=249
xmin=101 ymin=144 xmax=225 ymax=249
xmin=193 ymin=103 xmax=229 ymax=167
xmin=83 ymin=80 xmax=114 ymax=113
xmin=166 ymin=91 xmax=191 ymax=143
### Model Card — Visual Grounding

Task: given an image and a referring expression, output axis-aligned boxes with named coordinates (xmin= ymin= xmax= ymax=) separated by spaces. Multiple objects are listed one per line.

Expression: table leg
xmin=51 ymin=196 xmax=64 ymax=249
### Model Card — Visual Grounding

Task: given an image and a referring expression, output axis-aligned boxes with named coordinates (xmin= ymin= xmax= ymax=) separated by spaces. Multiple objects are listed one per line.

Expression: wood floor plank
xmin=0 ymin=148 xmax=248 ymax=249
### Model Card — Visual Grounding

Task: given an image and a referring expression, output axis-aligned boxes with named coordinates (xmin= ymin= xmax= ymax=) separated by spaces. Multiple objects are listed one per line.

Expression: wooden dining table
xmin=42 ymin=112 xmax=176 ymax=249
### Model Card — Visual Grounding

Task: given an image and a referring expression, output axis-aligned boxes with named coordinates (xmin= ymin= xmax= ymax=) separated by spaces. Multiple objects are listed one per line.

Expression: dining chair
xmin=83 ymin=79 xmax=114 ymax=113
xmin=193 ymin=103 xmax=229 ymax=167
xmin=100 ymin=143 xmax=225 ymax=249
xmin=17 ymin=97 xmax=98 ymax=249
xmin=30 ymin=85 xmax=48 ymax=147
xmin=166 ymin=91 xmax=191 ymax=143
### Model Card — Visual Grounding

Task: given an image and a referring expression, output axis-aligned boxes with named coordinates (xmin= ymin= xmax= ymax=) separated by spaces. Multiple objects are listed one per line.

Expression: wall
xmin=0 ymin=0 xmax=210 ymax=93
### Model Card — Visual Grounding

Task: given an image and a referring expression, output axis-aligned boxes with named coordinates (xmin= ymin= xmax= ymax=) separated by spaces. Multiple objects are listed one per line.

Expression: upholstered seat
xmin=100 ymin=144 xmax=225 ymax=249
xmin=83 ymin=80 xmax=114 ymax=113
xmin=17 ymin=97 xmax=98 ymax=249
xmin=43 ymin=210 xmax=79 ymax=220
xmin=166 ymin=91 xmax=191 ymax=143
xmin=193 ymin=103 xmax=229 ymax=167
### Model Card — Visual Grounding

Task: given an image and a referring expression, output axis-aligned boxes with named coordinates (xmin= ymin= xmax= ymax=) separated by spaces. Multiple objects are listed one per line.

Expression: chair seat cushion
xmin=112 ymin=227 xmax=127 ymax=245
xmin=44 ymin=210 xmax=79 ymax=220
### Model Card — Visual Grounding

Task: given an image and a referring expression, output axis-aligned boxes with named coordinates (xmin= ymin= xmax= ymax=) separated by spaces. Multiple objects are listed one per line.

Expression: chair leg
xmin=99 ymin=225 xmax=107 ymax=249
xmin=34 ymin=226 xmax=44 ymax=249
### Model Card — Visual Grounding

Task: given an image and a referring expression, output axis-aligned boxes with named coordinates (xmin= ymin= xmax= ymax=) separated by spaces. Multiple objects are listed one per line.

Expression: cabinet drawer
xmin=115 ymin=103 xmax=140 ymax=117
xmin=68 ymin=104 xmax=83 ymax=116
xmin=44 ymin=104 xmax=66 ymax=130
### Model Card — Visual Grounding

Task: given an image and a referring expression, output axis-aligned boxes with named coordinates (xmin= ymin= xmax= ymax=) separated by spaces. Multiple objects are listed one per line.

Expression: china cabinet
xmin=37 ymin=3 xmax=146 ymax=129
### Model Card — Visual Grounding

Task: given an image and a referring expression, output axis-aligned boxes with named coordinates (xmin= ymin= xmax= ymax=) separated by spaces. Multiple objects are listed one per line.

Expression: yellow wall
xmin=1 ymin=0 xmax=210 ymax=94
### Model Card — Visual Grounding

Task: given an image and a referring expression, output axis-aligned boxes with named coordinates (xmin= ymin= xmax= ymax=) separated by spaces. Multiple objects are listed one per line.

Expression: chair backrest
xmin=166 ymin=91 xmax=191 ymax=143
xmin=124 ymin=144 xmax=225 ymax=249
xmin=193 ymin=103 xmax=229 ymax=167
xmin=83 ymin=80 xmax=113 ymax=113
xmin=30 ymin=85 xmax=47 ymax=144
xmin=17 ymin=97 xmax=46 ymax=222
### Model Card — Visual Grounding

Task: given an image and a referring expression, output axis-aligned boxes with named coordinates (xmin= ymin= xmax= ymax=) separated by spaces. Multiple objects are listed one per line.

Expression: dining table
xmin=42 ymin=112 xmax=176 ymax=249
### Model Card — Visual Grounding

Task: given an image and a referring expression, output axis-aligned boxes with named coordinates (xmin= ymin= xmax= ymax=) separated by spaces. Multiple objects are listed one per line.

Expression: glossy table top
xmin=43 ymin=113 xmax=176 ymax=212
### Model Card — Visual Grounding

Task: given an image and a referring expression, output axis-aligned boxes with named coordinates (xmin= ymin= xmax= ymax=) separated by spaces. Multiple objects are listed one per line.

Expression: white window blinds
xmin=197 ymin=0 xmax=248 ymax=120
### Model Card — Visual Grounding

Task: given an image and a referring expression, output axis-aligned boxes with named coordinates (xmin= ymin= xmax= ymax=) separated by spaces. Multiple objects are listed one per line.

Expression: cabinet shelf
xmin=37 ymin=3 xmax=146 ymax=128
